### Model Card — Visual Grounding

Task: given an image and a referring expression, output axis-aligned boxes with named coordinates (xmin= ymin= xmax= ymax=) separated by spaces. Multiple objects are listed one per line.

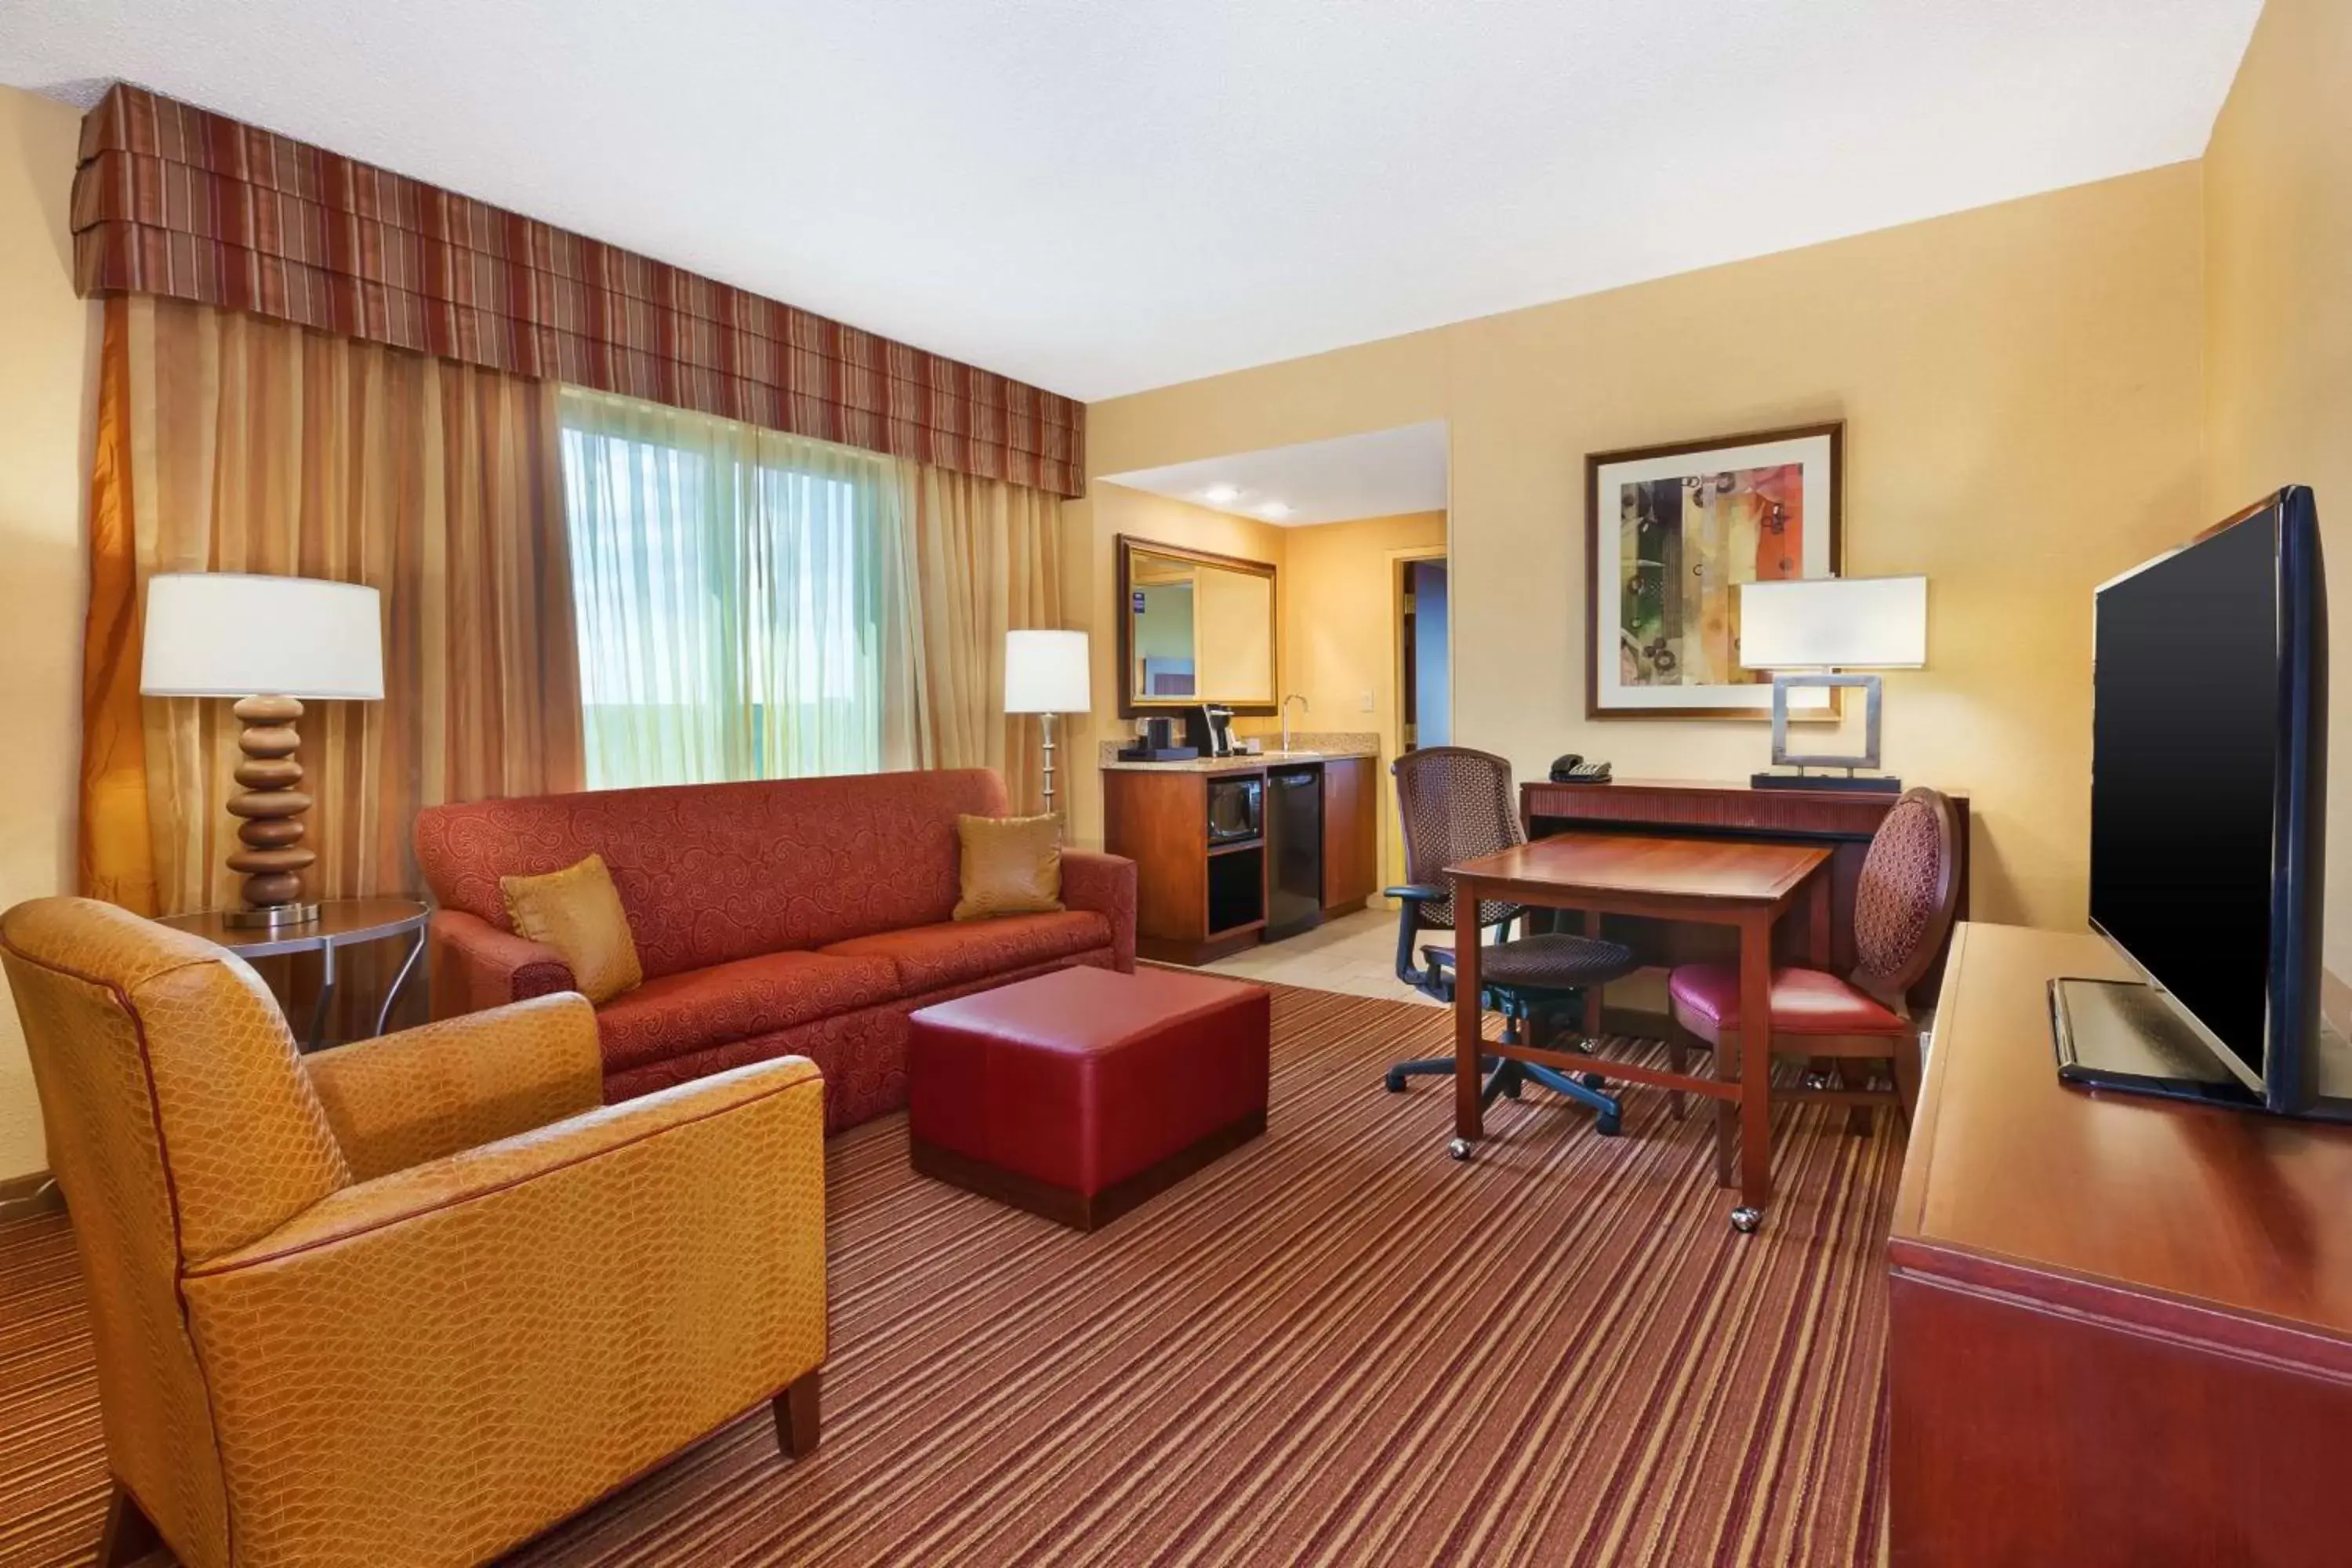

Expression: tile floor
xmin=1196 ymin=905 xmax=1437 ymax=1005
xmin=1196 ymin=902 xmax=1679 ymax=1018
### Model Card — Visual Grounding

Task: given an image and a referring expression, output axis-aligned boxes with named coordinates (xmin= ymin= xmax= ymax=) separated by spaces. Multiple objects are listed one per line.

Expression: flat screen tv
xmin=2069 ymin=485 xmax=2333 ymax=1116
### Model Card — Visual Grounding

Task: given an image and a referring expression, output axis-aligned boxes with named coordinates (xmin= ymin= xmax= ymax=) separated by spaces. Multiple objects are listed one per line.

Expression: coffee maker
xmin=1116 ymin=713 xmax=1199 ymax=762
xmin=1184 ymin=704 xmax=1238 ymax=757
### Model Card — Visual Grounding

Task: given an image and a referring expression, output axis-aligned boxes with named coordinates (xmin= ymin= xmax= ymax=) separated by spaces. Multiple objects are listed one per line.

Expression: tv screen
xmin=2089 ymin=490 xmax=2324 ymax=1096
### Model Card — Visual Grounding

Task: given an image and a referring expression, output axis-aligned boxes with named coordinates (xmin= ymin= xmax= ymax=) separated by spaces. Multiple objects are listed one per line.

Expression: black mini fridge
xmin=1265 ymin=766 xmax=1323 ymax=941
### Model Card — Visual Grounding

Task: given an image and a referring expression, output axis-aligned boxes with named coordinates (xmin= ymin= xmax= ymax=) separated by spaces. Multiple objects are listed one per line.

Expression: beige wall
xmin=2203 ymin=0 xmax=2352 ymax=995
xmin=1278 ymin=510 xmax=1449 ymax=880
xmin=1073 ymin=165 xmax=2209 ymax=934
xmin=0 ymin=85 xmax=98 ymax=1181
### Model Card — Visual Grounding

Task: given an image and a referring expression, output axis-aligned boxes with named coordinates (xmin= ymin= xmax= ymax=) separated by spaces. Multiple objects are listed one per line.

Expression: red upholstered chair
xmin=1666 ymin=787 xmax=1962 ymax=1182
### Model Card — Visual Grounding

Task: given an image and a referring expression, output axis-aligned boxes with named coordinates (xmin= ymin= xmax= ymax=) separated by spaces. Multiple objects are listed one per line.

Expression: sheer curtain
xmin=558 ymin=389 xmax=907 ymax=788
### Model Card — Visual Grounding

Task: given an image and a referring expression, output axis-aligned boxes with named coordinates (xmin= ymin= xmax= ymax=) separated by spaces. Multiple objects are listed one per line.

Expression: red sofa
xmin=413 ymin=769 xmax=1136 ymax=1131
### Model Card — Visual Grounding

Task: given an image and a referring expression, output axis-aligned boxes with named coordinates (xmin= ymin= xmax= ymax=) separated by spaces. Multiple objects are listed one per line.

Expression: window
xmin=557 ymin=388 xmax=901 ymax=789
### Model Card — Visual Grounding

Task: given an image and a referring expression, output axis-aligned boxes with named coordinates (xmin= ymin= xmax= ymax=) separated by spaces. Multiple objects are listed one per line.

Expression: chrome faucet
xmin=1281 ymin=693 xmax=1308 ymax=752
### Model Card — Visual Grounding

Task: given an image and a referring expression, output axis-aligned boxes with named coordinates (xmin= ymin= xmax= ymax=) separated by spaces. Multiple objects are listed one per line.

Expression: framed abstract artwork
xmin=1584 ymin=420 xmax=1843 ymax=719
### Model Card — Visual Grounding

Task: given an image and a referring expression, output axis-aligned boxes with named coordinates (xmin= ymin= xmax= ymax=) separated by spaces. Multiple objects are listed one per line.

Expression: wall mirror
xmin=1116 ymin=535 xmax=1279 ymax=717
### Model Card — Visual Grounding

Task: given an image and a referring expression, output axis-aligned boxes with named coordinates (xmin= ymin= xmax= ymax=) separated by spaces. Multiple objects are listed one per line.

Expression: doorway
xmin=1399 ymin=556 xmax=1450 ymax=752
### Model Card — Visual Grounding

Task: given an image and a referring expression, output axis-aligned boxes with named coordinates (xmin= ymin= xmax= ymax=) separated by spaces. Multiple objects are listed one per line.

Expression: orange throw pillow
xmin=500 ymin=853 xmax=644 ymax=1005
xmin=954 ymin=814 xmax=1065 ymax=921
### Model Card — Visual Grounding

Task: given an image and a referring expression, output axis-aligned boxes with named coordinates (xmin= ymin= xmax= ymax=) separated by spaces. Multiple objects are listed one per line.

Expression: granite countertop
xmin=1098 ymin=731 xmax=1380 ymax=773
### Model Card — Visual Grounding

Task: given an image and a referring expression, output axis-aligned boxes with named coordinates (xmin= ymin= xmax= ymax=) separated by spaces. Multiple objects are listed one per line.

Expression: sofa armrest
xmin=180 ymin=1058 xmax=826 ymax=1566
xmin=428 ymin=907 xmax=576 ymax=1019
xmin=304 ymin=993 xmax=604 ymax=1181
xmin=1062 ymin=849 xmax=1137 ymax=972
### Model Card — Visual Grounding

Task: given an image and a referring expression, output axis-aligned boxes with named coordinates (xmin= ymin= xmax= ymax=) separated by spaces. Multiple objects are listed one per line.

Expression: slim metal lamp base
xmin=1038 ymin=711 xmax=1059 ymax=821
xmin=222 ymin=902 xmax=323 ymax=930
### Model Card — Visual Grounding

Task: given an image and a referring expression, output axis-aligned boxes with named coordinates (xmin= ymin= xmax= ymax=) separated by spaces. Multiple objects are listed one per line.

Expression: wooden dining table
xmin=1444 ymin=830 xmax=1832 ymax=1231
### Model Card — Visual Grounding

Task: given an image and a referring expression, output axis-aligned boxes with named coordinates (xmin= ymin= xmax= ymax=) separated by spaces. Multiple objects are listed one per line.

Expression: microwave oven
xmin=1207 ymin=775 xmax=1264 ymax=844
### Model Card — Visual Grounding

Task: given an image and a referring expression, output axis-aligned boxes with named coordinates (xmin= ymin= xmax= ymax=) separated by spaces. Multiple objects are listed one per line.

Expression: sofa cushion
xmin=953 ymin=812 xmax=1064 ymax=920
xmin=822 ymin=911 xmax=1111 ymax=994
xmin=595 ymin=949 xmax=902 ymax=1073
xmin=499 ymin=853 xmax=642 ymax=1005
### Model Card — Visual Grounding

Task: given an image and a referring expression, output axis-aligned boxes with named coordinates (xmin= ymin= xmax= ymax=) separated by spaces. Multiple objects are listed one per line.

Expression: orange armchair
xmin=0 ymin=897 xmax=827 ymax=1568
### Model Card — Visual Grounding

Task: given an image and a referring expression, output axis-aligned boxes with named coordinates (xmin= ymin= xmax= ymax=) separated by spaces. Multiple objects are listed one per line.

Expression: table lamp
xmin=140 ymin=572 xmax=386 ymax=927
xmin=1737 ymin=575 xmax=1927 ymax=794
xmin=1004 ymin=630 xmax=1091 ymax=818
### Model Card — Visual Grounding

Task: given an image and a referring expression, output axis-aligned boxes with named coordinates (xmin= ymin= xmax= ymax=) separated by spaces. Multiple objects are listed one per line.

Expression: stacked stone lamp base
xmin=223 ymin=695 xmax=319 ymax=927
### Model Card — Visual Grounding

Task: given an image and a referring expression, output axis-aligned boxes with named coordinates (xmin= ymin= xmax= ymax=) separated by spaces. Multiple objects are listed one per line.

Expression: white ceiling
xmin=1105 ymin=423 xmax=1448 ymax=526
xmin=2 ymin=1 xmax=2260 ymax=402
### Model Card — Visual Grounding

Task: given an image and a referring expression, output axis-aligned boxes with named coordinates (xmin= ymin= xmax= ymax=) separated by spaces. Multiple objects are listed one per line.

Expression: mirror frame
xmin=1115 ymin=534 xmax=1281 ymax=718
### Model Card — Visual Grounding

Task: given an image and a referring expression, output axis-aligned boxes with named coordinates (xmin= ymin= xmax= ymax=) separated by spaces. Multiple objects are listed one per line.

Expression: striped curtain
xmin=78 ymin=296 xmax=583 ymax=918
xmin=71 ymin=85 xmax=1087 ymax=497
xmin=894 ymin=460 xmax=1065 ymax=813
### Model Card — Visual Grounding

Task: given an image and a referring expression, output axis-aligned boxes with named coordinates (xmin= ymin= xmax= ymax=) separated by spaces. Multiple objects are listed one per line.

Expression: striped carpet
xmin=0 ymin=984 xmax=1897 ymax=1566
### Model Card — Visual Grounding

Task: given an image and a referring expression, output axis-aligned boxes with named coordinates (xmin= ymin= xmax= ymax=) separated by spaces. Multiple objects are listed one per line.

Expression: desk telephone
xmin=1548 ymin=754 xmax=1613 ymax=784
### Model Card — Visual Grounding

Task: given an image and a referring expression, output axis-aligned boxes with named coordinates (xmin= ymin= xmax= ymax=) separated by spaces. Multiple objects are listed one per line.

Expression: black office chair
xmin=1383 ymin=747 xmax=1640 ymax=1141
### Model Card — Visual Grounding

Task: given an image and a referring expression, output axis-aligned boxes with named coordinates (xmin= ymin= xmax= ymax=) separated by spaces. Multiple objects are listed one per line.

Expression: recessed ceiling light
xmin=1202 ymin=484 xmax=1240 ymax=505
xmin=1256 ymin=501 xmax=1292 ymax=521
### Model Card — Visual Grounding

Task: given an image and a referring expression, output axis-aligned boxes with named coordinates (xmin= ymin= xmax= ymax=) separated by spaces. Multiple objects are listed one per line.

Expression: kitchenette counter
xmin=1098 ymin=731 xmax=1380 ymax=773
xmin=1099 ymin=733 xmax=1382 ymax=964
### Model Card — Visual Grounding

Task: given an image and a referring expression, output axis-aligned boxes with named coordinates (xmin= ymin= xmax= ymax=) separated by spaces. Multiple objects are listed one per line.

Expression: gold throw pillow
xmin=500 ymin=853 xmax=644 ymax=1005
xmin=954 ymin=813 xmax=1065 ymax=921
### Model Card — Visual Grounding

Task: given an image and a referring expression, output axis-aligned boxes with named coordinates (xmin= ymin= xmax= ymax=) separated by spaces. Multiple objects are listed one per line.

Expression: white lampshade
xmin=1004 ymin=630 xmax=1091 ymax=714
xmin=140 ymin=573 xmax=386 ymax=700
xmin=1738 ymin=575 xmax=1928 ymax=671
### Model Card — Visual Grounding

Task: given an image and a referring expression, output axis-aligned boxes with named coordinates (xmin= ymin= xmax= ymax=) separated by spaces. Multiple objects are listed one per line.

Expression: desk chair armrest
xmin=1385 ymin=885 xmax=1453 ymax=996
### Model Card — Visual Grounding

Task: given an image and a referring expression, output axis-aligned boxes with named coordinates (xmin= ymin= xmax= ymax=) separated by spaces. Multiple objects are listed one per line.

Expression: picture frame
xmin=1584 ymin=420 xmax=1844 ymax=720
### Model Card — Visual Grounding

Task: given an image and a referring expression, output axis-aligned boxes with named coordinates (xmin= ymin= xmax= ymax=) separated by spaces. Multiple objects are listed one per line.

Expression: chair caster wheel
xmin=1802 ymin=1071 xmax=1832 ymax=1091
xmin=1578 ymin=1071 xmax=1607 ymax=1091
xmin=1447 ymin=1138 xmax=1474 ymax=1162
xmin=1384 ymin=1073 xmax=1406 ymax=1093
xmin=1730 ymin=1207 xmax=1762 ymax=1234
xmin=1501 ymin=1079 xmax=1523 ymax=1100
xmin=1595 ymin=1112 xmax=1622 ymax=1138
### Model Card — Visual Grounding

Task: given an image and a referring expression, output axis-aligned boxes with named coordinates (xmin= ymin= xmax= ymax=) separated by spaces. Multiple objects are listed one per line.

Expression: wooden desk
xmin=1521 ymin=777 xmax=1969 ymax=1007
xmin=1890 ymin=923 xmax=2352 ymax=1566
xmin=1446 ymin=833 xmax=1831 ymax=1226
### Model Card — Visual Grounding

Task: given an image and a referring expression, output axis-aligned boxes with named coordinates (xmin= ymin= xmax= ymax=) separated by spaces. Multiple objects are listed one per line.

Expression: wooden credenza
xmin=1521 ymin=777 xmax=1969 ymax=1008
xmin=1889 ymin=924 xmax=2352 ymax=1566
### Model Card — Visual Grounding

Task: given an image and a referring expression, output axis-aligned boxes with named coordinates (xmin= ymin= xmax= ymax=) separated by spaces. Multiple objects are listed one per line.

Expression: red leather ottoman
xmin=908 ymin=964 xmax=1271 ymax=1229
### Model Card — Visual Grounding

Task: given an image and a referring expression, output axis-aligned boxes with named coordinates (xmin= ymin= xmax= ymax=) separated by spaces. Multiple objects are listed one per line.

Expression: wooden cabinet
xmin=1102 ymin=769 xmax=1229 ymax=964
xmin=1319 ymin=757 xmax=1378 ymax=913
xmin=1889 ymin=924 xmax=2352 ymax=1566
xmin=1102 ymin=754 xmax=1379 ymax=964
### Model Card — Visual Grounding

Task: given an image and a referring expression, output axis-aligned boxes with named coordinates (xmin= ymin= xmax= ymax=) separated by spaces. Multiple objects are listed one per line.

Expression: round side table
xmin=157 ymin=898 xmax=430 ymax=1052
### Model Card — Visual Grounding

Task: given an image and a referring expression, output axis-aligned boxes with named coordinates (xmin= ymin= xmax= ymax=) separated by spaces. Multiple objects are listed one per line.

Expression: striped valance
xmin=70 ymin=85 xmax=1086 ymax=497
